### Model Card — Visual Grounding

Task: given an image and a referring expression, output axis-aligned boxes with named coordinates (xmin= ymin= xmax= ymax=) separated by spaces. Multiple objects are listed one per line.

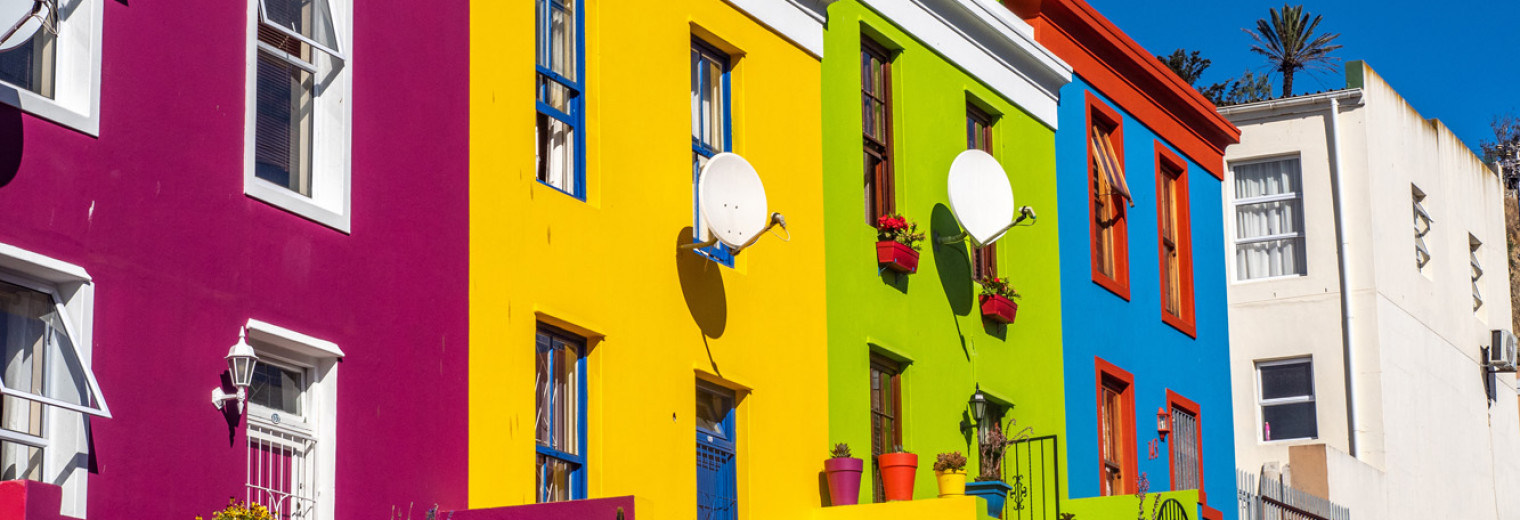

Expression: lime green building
xmin=818 ymin=0 xmax=1073 ymax=517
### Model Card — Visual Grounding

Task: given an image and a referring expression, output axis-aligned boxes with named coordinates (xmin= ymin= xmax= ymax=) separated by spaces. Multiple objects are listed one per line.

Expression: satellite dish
xmin=947 ymin=149 xmax=1016 ymax=247
xmin=0 ymin=0 xmax=46 ymax=52
xmin=698 ymin=153 xmax=770 ymax=250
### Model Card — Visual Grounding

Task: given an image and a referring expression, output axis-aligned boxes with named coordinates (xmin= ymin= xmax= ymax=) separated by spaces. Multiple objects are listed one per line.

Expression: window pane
xmin=1262 ymin=402 xmax=1317 ymax=440
xmin=254 ymin=52 xmax=314 ymax=197
xmin=0 ymin=281 xmax=101 ymax=412
xmin=1260 ymin=362 xmax=1313 ymax=400
xmin=1234 ymin=159 xmax=1300 ymax=198
xmin=536 ymin=113 xmax=575 ymax=191
xmin=1235 ymin=200 xmax=1300 ymax=239
xmin=1236 ymin=237 xmax=1304 ymax=280
xmin=0 ymin=25 xmax=55 ymax=98
xmin=0 ymin=440 xmax=41 ymax=481
xmin=261 ymin=0 xmax=341 ymax=54
xmin=536 ymin=453 xmax=575 ymax=502
xmin=248 ymin=363 xmax=302 ymax=415
xmin=548 ymin=1 xmax=575 ymax=80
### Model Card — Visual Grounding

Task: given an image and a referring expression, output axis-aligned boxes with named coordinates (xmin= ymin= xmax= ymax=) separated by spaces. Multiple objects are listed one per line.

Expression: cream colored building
xmin=1220 ymin=61 xmax=1520 ymax=519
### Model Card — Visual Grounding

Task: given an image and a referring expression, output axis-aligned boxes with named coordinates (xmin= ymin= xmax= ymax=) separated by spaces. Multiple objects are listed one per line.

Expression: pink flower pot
xmin=824 ymin=457 xmax=864 ymax=506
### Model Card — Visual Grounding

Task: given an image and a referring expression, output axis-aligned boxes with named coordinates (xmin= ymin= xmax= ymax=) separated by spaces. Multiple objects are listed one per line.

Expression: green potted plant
xmin=823 ymin=443 xmax=863 ymax=506
xmin=876 ymin=444 xmax=919 ymax=501
xmin=933 ymin=451 xmax=968 ymax=497
xmin=978 ymin=276 xmax=1020 ymax=324
xmin=197 ymin=498 xmax=274 ymax=520
xmin=876 ymin=214 xmax=925 ymax=274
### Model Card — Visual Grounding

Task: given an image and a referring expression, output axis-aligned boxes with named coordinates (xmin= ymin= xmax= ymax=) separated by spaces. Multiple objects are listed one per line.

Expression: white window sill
xmin=245 ymin=178 xmax=351 ymax=233
xmin=0 ymin=83 xmax=99 ymax=136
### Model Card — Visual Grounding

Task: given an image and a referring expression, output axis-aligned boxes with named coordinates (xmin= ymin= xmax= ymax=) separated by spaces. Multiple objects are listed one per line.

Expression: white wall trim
xmin=246 ymin=318 xmax=345 ymax=359
xmin=725 ymin=0 xmax=836 ymax=58
xmin=859 ymin=0 xmax=1072 ymax=128
xmin=241 ymin=0 xmax=354 ymax=234
xmin=0 ymin=0 xmax=104 ymax=136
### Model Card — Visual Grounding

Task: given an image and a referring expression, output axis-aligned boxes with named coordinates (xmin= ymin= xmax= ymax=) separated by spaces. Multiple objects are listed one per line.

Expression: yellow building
xmin=468 ymin=0 xmax=832 ymax=518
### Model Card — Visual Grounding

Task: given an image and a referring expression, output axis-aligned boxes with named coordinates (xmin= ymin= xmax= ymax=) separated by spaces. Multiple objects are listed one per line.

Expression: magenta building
xmin=0 ymin=0 xmax=469 ymax=518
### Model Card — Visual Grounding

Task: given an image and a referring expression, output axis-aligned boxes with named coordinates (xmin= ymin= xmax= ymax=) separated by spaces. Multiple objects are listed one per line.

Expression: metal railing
xmin=1005 ymin=434 xmax=1061 ymax=520
xmin=247 ymin=422 xmax=319 ymax=520
xmin=1236 ymin=469 xmax=1349 ymax=520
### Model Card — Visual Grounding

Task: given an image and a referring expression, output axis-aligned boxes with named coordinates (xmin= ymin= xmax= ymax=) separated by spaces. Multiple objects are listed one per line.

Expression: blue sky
xmin=1085 ymin=0 xmax=1520 ymax=154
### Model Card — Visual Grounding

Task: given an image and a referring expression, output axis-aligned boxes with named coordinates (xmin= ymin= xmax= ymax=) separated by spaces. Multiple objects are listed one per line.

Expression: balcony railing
xmin=1004 ymin=434 xmax=1061 ymax=520
xmin=1236 ymin=469 xmax=1349 ymax=520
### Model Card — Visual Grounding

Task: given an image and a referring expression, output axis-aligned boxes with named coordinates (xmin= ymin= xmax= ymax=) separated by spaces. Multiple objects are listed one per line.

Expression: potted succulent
xmin=876 ymin=444 xmax=919 ymax=501
xmin=823 ymin=443 xmax=864 ymax=506
xmin=876 ymin=214 xmax=925 ymax=274
xmin=966 ymin=424 xmax=1031 ymax=519
xmin=933 ymin=451 xmax=968 ymax=497
xmin=978 ymin=276 xmax=1020 ymax=324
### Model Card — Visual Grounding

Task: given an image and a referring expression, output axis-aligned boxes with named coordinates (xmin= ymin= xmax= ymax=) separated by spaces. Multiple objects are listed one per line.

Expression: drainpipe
xmin=1327 ymin=96 xmax=1358 ymax=458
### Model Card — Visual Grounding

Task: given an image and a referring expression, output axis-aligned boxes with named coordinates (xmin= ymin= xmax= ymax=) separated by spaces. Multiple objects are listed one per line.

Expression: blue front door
xmin=696 ymin=382 xmax=736 ymax=520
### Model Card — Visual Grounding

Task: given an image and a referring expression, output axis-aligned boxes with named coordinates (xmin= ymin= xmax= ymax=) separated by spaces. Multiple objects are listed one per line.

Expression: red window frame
xmin=1087 ymin=92 xmax=1129 ymax=299
xmin=1154 ymin=143 xmax=1196 ymax=337
xmin=1166 ymin=390 xmax=1205 ymax=504
xmin=968 ymin=103 xmax=998 ymax=280
xmin=862 ymin=37 xmax=896 ymax=226
xmin=1095 ymin=357 xmax=1136 ymax=496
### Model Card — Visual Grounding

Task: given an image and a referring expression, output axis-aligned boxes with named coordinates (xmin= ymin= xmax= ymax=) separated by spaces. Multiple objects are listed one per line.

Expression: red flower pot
xmin=980 ymin=294 xmax=1018 ymax=324
xmin=876 ymin=241 xmax=919 ymax=274
xmin=824 ymin=457 xmax=864 ymax=506
xmin=876 ymin=452 xmax=918 ymax=501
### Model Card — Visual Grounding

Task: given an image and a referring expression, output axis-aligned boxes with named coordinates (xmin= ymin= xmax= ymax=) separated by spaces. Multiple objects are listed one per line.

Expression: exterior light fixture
xmin=212 ymin=329 xmax=259 ymax=413
xmin=969 ymin=384 xmax=989 ymax=425
xmin=1156 ymin=407 xmax=1171 ymax=441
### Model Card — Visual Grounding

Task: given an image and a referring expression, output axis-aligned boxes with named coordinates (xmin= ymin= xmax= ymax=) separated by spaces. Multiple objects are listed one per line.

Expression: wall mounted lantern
xmin=1156 ymin=407 xmax=1171 ymax=441
xmin=969 ymin=384 xmax=990 ymax=438
xmin=212 ymin=329 xmax=259 ymax=413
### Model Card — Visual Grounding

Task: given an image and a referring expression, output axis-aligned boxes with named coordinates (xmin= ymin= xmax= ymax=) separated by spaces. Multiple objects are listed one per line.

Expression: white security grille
xmin=1171 ymin=408 xmax=1201 ymax=490
xmin=247 ymin=420 xmax=318 ymax=520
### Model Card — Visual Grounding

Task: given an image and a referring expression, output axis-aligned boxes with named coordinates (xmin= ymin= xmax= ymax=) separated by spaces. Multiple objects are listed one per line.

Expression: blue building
xmin=1010 ymin=0 xmax=1243 ymax=518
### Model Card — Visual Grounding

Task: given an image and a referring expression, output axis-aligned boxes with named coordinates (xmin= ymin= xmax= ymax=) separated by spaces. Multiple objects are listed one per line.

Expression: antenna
xmin=680 ymin=153 xmax=788 ymax=255
xmin=938 ymin=149 xmax=1036 ymax=247
xmin=0 ymin=0 xmax=50 ymax=52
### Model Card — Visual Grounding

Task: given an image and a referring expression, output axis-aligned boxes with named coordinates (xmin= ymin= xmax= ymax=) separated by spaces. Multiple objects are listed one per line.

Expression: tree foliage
xmin=1156 ymin=49 xmax=1272 ymax=107
xmin=1245 ymin=4 xmax=1343 ymax=97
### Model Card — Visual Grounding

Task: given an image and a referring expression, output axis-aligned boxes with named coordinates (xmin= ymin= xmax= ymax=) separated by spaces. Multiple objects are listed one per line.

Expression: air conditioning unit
xmin=1488 ymin=330 xmax=1518 ymax=372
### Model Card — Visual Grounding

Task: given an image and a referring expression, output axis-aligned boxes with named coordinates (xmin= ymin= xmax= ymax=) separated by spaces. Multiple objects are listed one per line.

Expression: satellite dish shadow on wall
xmin=0 ymin=103 xmax=22 ymax=189
xmin=931 ymin=203 xmax=973 ymax=316
xmin=676 ymin=227 xmax=727 ymax=339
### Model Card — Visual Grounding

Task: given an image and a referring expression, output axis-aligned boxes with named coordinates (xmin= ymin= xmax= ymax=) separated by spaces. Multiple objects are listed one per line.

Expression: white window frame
xmin=0 ymin=242 xmax=97 ymax=518
xmin=243 ymin=319 xmax=342 ymax=520
xmin=1230 ymin=156 xmax=1307 ymax=282
xmin=1255 ymin=357 xmax=1316 ymax=443
xmin=0 ymin=0 xmax=104 ymax=135
xmin=242 ymin=0 xmax=353 ymax=233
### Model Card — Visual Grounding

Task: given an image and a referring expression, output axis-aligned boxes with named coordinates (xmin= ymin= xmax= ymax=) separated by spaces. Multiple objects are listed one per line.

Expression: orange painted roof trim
xmin=1005 ymin=0 xmax=1240 ymax=179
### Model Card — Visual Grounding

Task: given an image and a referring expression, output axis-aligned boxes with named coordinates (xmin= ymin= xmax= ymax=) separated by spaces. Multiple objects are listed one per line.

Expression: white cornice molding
xmin=727 ymin=0 xmax=839 ymax=58
xmin=860 ymin=0 xmax=1072 ymax=128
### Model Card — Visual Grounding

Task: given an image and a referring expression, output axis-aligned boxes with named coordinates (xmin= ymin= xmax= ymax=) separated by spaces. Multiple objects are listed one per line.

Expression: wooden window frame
xmin=862 ymin=37 xmax=896 ymax=226
xmin=1166 ymin=390 xmax=1205 ymax=504
xmin=869 ymin=353 xmax=904 ymax=503
xmin=1087 ymin=93 xmax=1129 ymax=299
xmin=968 ymin=102 xmax=998 ymax=280
xmin=1094 ymin=357 xmax=1136 ymax=496
xmin=1154 ymin=143 xmax=1195 ymax=337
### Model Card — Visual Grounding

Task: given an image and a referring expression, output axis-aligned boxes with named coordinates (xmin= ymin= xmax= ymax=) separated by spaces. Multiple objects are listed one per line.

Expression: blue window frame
xmin=696 ymin=382 xmax=737 ymax=520
xmin=690 ymin=38 xmax=735 ymax=267
xmin=535 ymin=324 xmax=587 ymax=502
xmin=535 ymin=0 xmax=586 ymax=199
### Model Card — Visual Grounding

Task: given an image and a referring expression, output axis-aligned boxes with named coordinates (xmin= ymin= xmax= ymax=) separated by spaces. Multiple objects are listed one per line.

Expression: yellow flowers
xmin=202 ymin=498 xmax=273 ymax=520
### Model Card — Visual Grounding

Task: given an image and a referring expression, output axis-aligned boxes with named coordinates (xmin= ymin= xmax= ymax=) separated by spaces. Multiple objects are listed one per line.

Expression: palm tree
xmin=1245 ymin=4 xmax=1343 ymax=97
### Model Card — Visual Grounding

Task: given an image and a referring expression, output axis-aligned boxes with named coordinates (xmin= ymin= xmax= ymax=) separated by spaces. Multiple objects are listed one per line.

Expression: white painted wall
xmin=1220 ymin=63 xmax=1519 ymax=519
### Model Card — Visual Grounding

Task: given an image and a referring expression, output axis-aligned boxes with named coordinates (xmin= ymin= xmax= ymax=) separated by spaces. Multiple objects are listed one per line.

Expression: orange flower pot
xmin=876 ymin=452 xmax=918 ymax=501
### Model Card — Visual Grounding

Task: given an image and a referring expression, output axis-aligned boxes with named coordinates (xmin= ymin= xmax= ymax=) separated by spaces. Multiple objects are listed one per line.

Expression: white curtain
xmin=1234 ymin=159 xmax=1305 ymax=280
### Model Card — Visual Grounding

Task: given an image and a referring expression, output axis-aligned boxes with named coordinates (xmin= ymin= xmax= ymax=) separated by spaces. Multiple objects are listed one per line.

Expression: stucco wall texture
xmin=0 ymin=0 xmax=471 ymax=518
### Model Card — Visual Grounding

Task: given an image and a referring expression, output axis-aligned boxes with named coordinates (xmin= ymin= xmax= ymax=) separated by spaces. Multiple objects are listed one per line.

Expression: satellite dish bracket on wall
xmin=937 ymin=206 xmax=1038 ymax=246
xmin=678 ymin=153 xmax=789 ymax=257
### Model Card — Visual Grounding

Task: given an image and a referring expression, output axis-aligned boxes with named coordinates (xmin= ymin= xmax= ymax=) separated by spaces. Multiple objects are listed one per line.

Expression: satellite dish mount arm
xmin=679 ymin=212 xmax=788 ymax=254
xmin=1 ymin=0 xmax=50 ymax=44
xmin=938 ymin=206 xmax=1038 ymax=245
